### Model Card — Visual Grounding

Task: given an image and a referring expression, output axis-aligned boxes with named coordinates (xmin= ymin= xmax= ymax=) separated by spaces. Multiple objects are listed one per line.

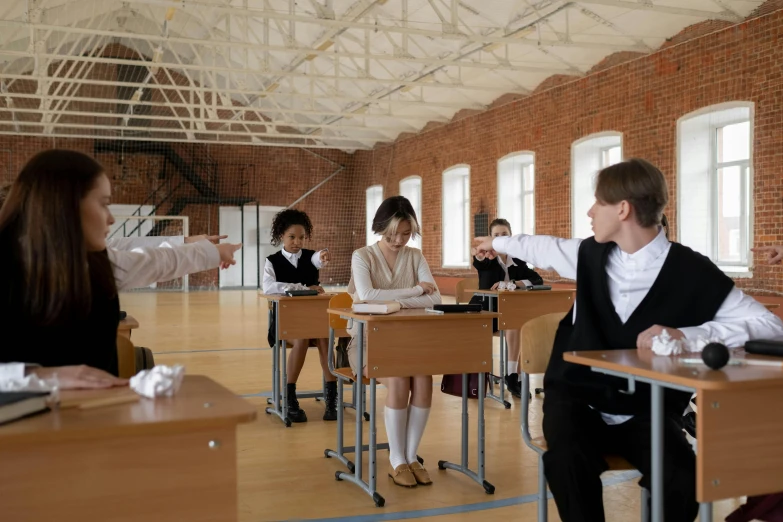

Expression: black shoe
xmin=682 ymin=411 xmax=696 ymax=438
xmin=323 ymin=381 xmax=338 ymax=421
xmin=286 ymin=383 xmax=307 ymax=423
xmin=505 ymin=374 xmax=522 ymax=399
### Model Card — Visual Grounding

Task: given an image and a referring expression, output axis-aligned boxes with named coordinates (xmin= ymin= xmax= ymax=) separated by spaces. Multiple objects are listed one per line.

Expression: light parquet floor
xmin=120 ymin=289 xmax=746 ymax=522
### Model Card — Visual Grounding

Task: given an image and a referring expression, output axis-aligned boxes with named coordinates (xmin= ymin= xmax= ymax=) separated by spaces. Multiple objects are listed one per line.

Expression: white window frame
xmin=399 ymin=175 xmax=422 ymax=249
xmin=497 ymin=152 xmax=535 ymax=236
xmin=442 ymin=165 xmax=471 ymax=268
xmin=571 ymin=132 xmax=623 ymax=239
xmin=677 ymin=102 xmax=754 ymax=275
xmin=366 ymin=185 xmax=384 ymax=246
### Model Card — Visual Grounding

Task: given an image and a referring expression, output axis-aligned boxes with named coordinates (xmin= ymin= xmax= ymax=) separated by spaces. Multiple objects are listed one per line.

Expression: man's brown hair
xmin=0 ymin=183 xmax=9 ymax=208
xmin=594 ymin=158 xmax=668 ymax=228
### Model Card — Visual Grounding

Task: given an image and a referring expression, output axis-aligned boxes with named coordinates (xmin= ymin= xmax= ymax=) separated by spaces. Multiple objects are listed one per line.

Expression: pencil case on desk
xmin=744 ymin=339 xmax=783 ymax=357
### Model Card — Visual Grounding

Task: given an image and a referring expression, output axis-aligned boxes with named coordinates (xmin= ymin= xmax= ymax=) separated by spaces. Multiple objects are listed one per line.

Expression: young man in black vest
xmin=473 ymin=158 xmax=783 ymax=522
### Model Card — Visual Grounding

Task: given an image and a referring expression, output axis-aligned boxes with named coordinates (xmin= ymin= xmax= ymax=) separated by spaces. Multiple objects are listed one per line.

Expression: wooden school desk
xmin=260 ymin=292 xmax=333 ymax=426
xmin=325 ymin=308 xmax=499 ymax=507
xmin=564 ymin=349 xmax=783 ymax=522
xmin=117 ymin=314 xmax=139 ymax=339
xmin=0 ymin=375 xmax=256 ymax=522
xmin=472 ymin=289 xmax=573 ymax=407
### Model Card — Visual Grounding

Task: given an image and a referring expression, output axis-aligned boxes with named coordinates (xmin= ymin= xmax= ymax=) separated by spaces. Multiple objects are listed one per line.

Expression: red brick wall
xmin=352 ymin=6 xmax=783 ymax=295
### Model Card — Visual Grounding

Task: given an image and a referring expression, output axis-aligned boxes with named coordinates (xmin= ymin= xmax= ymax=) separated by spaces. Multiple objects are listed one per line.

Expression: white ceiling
xmin=0 ymin=0 xmax=767 ymax=151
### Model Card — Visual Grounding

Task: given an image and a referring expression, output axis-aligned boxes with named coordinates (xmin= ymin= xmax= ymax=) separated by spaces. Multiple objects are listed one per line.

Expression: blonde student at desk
xmin=347 ymin=195 xmax=441 ymax=489
xmin=474 ymin=158 xmax=783 ymax=522
xmin=262 ymin=209 xmax=335 ymax=423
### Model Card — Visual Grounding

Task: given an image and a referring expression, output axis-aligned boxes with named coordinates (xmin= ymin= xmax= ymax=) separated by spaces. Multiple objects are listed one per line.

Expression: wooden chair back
xmin=519 ymin=312 xmax=566 ymax=375
xmin=455 ymin=277 xmax=479 ymax=304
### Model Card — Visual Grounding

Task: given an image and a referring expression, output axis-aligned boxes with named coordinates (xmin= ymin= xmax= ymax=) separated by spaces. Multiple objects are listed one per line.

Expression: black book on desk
xmin=0 ymin=391 xmax=50 ymax=425
xmin=433 ymin=304 xmax=483 ymax=313
xmin=744 ymin=339 xmax=783 ymax=357
xmin=285 ymin=289 xmax=319 ymax=297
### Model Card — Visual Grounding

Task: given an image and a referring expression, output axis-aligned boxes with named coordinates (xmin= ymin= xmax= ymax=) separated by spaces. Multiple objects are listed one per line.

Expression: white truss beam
xmin=0 ymin=21 xmax=616 ymax=71
xmin=0 ymin=117 xmax=381 ymax=144
xmin=102 ymin=0 xmax=659 ymax=50
xmin=0 ymin=97 xmax=445 ymax=123
xmin=577 ymin=0 xmax=742 ymax=20
xmin=0 ymin=128 xmax=366 ymax=150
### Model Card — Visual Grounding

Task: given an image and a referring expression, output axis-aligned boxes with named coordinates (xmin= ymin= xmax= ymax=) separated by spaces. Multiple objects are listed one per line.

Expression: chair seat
xmin=529 ymin=437 xmax=636 ymax=471
xmin=334 ymin=367 xmax=371 ymax=385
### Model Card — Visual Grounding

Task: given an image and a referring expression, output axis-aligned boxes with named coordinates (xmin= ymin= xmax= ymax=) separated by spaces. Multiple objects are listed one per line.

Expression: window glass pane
xmin=366 ymin=186 xmax=383 ymax=246
xmin=523 ymin=192 xmax=535 ymax=235
xmin=400 ymin=177 xmax=422 ymax=248
xmin=603 ymin=145 xmax=622 ymax=167
xmin=717 ymin=121 xmax=750 ymax=163
xmin=443 ymin=168 xmax=469 ymax=266
xmin=716 ymin=166 xmax=742 ymax=263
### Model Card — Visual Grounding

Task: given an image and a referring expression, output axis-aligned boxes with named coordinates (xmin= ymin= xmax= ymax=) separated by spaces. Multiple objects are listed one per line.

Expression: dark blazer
xmin=472 ymin=256 xmax=543 ymax=290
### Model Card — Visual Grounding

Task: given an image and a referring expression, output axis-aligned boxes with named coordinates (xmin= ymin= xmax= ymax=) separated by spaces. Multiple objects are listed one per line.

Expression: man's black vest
xmin=544 ymin=238 xmax=734 ymax=416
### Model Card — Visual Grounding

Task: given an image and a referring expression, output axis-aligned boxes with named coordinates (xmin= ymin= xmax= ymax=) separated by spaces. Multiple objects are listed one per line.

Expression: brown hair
xmin=594 ymin=158 xmax=668 ymax=228
xmin=0 ymin=184 xmax=9 ymax=208
xmin=0 ymin=150 xmax=117 ymax=325
xmin=372 ymin=195 xmax=420 ymax=238
xmin=661 ymin=213 xmax=669 ymax=239
xmin=489 ymin=218 xmax=512 ymax=234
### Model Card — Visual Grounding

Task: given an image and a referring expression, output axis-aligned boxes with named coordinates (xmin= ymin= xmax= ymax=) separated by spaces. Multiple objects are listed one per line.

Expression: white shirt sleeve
xmin=351 ymin=251 xmax=423 ymax=302
xmin=107 ymin=236 xmax=185 ymax=250
xmin=493 ymin=234 xmax=582 ymax=281
xmin=680 ymin=288 xmax=783 ymax=347
xmin=109 ymin=240 xmax=220 ymax=291
xmin=311 ymin=250 xmax=324 ymax=269
xmin=397 ymin=255 xmax=442 ymax=309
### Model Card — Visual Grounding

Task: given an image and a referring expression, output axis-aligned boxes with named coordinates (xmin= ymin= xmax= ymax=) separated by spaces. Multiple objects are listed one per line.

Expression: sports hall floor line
xmin=277 ymin=471 xmax=641 ymax=522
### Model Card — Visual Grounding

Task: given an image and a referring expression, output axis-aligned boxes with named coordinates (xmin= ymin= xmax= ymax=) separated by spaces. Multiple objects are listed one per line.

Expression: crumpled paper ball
xmin=651 ymin=329 xmax=722 ymax=356
xmin=130 ymin=365 xmax=185 ymax=399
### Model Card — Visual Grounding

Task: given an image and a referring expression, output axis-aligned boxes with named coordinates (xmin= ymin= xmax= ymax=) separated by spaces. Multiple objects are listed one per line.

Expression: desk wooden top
xmin=328 ymin=307 xmax=499 ymax=322
xmin=118 ymin=315 xmax=139 ymax=330
xmin=564 ymin=349 xmax=783 ymax=391
xmin=0 ymin=375 xmax=257 ymax=445
xmin=472 ymin=288 xmax=574 ymax=296
xmin=764 ymin=303 xmax=781 ymax=310
xmin=259 ymin=292 xmax=336 ymax=301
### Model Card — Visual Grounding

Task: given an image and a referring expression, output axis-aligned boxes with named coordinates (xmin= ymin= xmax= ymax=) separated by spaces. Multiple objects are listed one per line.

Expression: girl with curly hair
xmin=262 ymin=208 xmax=335 ymax=423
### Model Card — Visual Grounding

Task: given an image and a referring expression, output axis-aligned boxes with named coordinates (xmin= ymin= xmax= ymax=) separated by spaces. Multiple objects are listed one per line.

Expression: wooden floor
xmin=121 ymin=290 xmax=746 ymax=522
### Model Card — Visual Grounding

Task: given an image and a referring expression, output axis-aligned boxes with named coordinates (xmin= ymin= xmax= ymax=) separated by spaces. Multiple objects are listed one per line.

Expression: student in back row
xmin=262 ymin=209 xmax=336 ymax=423
xmin=469 ymin=218 xmax=543 ymax=397
xmin=348 ymin=196 xmax=441 ymax=488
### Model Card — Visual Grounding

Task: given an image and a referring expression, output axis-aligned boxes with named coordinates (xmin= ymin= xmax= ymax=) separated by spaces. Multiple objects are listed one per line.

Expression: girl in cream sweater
xmin=347 ymin=196 xmax=441 ymax=488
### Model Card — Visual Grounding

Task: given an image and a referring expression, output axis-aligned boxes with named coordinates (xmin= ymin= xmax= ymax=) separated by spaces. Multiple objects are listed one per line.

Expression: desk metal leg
xmin=438 ymin=372 xmax=495 ymax=494
xmin=699 ymin=502 xmax=712 ymax=522
xmin=333 ymin=323 xmax=385 ymax=507
xmin=651 ymin=383 xmax=663 ymax=522
xmin=265 ymin=303 xmax=291 ymax=426
xmin=486 ymin=297 xmax=511 ymax=409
